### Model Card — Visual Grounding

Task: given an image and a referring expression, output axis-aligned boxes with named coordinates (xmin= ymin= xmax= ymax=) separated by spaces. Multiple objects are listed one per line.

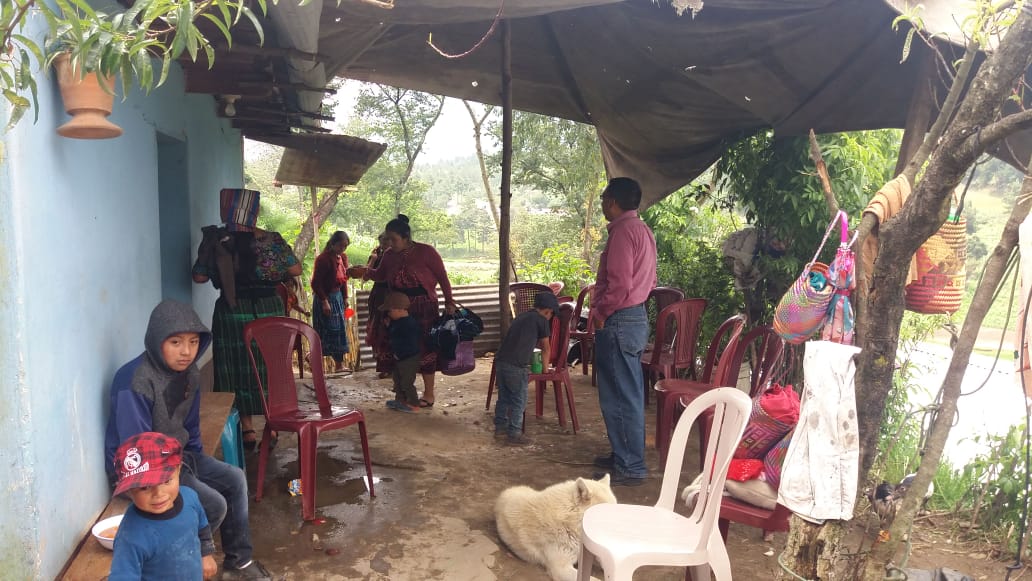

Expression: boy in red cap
xmin=110 ymin=432 xmax=217 ymax=579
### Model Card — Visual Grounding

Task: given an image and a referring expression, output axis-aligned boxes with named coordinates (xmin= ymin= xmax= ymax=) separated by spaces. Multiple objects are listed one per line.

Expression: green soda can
xmin=531 ymin=348 xmax=543 ymax=373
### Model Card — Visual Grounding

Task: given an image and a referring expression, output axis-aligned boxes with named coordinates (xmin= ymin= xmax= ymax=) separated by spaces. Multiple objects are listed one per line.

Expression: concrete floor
xmin=220 ymin=360 xmax=803 ymax=580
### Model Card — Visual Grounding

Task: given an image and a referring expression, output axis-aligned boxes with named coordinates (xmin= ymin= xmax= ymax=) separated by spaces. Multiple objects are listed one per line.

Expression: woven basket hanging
xmin=904 ymin=215 xmax=967 ymax=315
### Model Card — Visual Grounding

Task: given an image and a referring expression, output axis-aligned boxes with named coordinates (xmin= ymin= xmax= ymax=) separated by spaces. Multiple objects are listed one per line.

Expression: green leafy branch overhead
xmin=1 ymin=0 xmax=268 ymax=132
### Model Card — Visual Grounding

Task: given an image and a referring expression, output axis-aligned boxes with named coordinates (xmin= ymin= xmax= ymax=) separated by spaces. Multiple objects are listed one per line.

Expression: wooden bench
xmin=58 ymin=391 xmax=237 ymax=581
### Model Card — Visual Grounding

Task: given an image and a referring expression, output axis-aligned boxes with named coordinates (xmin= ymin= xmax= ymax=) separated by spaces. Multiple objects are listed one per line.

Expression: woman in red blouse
xmin=359 ymin=215 xmax=455 ymax=407
xmin=311 ymin=231 xmax=351 ymax=373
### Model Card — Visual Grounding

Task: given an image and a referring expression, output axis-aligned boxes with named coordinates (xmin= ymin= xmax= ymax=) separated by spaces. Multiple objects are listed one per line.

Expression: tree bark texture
xmin=463 ymin=100 xmax=501 ymax=230
xmin=854 ymin=13 xmax=1032 ymax=580
xmin=863 ymin=162 xmax=1032 ymax=579
xmin=779 ymin=517 xmax=845 ymax=580
xmin=292 ymin=186 xmax=345 ymax=263
xmin=856 ymin=6 xmax=1032 ymax=491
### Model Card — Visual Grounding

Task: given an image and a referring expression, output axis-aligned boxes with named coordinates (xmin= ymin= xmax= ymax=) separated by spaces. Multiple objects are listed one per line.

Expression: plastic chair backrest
xmin=700 ymin=314 xmax=747 ymax=384
xmin=571 ymin=284 xmax=595 ymax=333
xmin=543 ymin=304 xmax=574 ymax=370
xmin=746 ymin=327 xmax=786 ymax=397
xmin=244 ymin=317 xmax=332 ymax=419
xmin=509 ymin=282 xmax=553 ymax=316
xmin=657 ymin=387 xmax=751 ymax=550
xmin=647 ymin=298 xmax=707 ymax=367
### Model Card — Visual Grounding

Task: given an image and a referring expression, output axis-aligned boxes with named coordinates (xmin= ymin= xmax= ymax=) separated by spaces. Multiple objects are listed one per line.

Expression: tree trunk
xmin=463 ymin=100 xmax=501 ymax=230
xmin=293 ymin=186 xmax=345 ymax=262
xmin=783 ymin=8 xmax=1032 ymax=578
xmin=863 ymin=163 xmax=1032 ymax=579
xmin=780 ymin=518 xmax=846 ymax=579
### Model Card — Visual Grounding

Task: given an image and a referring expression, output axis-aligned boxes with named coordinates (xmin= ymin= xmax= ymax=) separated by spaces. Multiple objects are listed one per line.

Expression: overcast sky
xmin=335 ymin=81 xmax=490 ymax=165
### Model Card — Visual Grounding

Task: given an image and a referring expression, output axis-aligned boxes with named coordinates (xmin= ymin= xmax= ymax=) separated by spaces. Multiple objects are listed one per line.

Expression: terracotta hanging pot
xmin=53 ymin=53 xmax=123 ymax=139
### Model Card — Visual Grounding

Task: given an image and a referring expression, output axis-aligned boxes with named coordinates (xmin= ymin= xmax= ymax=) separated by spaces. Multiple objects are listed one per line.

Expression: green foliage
xmin=520 ymin=244 xmax=594 ymax=293
xmin=1 ymin=0 xmax=45 ymax=130
xmin=712 ymin=129 xmax=901 ymax=309
xmin=490 ymin=111 xmax=607 ymax=263
xmin=349 ymin=85 xmax=445 ymax=212
xmin=2 ymin=0 xmax=267 ymax=131
xmin=509 ymin=209 xmax=581 ymax=269
xmin=874 ymin=312 xmax=947 ymax=483
xmin=641 ymin=184 xmax=742 ymax=342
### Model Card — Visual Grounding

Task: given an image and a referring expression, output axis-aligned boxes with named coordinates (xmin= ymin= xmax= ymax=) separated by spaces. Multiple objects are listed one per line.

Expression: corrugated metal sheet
xmin=352 ymin=284 xmax=503 ymax=369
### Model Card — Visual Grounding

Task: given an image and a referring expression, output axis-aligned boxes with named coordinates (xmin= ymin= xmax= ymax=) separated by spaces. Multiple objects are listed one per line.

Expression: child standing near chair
xmin=492 ymin=291 xmax=558 ymax=446
xmin=382 ymin=292 xmax=422 ymax=413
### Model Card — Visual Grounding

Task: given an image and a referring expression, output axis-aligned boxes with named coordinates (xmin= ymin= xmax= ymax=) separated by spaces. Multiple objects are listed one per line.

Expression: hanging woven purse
xmin=905 ymin=212 xmax=967 ymax=315
xmin=773 ymin=213 xmax=846 ymax=344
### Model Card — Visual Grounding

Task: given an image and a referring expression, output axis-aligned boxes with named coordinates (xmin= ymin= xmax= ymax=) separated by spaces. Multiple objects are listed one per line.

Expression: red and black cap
xmin=113 ymin=432 xmax=183 ymax=496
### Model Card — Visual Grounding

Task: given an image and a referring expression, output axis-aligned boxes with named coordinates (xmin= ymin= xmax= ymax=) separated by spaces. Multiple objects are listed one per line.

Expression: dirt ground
xmin=237 ymin=360 xmax=1015 ymax=580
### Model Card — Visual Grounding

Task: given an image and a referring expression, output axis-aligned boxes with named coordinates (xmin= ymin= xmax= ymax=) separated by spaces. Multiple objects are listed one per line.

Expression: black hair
xmin=385 ymin=214 xmax=412 ymax=239
xmin=324 ymin=230 xmax=350 ymax=252
xmin=602 ymin=177 xmax=642 ymax=210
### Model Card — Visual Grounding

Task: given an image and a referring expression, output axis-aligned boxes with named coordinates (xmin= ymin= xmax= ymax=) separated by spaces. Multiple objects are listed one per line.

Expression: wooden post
xmin=499 ymin=19 xmax=513 ymax=336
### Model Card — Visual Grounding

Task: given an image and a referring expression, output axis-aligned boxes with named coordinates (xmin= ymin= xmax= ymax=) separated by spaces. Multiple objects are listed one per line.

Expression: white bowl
xmin=91 ymin=514 xmax=124 ymax=550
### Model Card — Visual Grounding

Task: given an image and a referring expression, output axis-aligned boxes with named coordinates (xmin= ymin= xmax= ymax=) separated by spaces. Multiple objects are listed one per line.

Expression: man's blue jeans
xmin=182 ymin=451 xmax=253 ymax=568
xmin=493 ymin=361 xmax=529 ymax=436
xmin=594 ymin=305 xmax=649 ymax=478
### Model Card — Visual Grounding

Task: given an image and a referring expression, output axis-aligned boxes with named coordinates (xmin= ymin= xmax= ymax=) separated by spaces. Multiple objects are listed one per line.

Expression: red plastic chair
xmin=487 ymin=282 xmax=563 ymax=408
xmin=569 ymin=284 xmax=596 ymax=383
xmin=509 ymin=282 xmax=553 ymax=317
xmin=745 ymin=327 xmax=787 ymax=398
xmin=486 ymin=305 xmax=579 ymax=433
xmin=528 ymin=304 xmax=579 ymax=433
xmin=243 ymin=317 xmax=375 ymax=521
xmin=717 ymin=496 xmax=793 ymax=542
xmin=640 ymin=298 xmax=707 ymax=404
xmin=699 ymin=326 xmax=789 ymax=541
xmin=274 ymin=283 xmax=306 ymax=379
xmin=645 ymin=287 xmax=685 ymax=342
xmin=666 ymin=325 xmax=785 ymax=472
xmin=653 ymin=314 xmax=747 ymax=469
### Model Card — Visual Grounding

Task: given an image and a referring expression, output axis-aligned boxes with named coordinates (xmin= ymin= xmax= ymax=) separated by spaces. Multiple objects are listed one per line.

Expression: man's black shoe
xmin=592 ymin=454 xmax=615 ymax=469
xmin=592 ymin=471 xmax=646 ymax=487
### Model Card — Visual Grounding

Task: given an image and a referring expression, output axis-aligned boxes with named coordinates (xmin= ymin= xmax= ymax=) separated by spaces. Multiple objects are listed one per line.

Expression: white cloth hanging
xmin=777 ymin=340 xmax=862 ymax=521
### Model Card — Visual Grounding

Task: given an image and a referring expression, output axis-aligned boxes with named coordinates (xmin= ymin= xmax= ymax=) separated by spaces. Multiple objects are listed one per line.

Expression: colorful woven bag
xmin=905 ymin=214 xmax=967 ymax=314
xmin=734 ymin=383 xmax=800 ymax=459
xmin=773 ymin=214 xmax=847 ymax=344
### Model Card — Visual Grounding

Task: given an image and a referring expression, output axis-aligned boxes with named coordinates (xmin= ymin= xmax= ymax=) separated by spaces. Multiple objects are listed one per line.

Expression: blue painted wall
xmin=0 ymin=25 xmax=237 ymax=577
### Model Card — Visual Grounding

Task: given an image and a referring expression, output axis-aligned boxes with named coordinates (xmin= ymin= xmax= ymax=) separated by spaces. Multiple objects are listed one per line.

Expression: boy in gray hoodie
xmin=104 ymin=299 xmax=274 ymax=580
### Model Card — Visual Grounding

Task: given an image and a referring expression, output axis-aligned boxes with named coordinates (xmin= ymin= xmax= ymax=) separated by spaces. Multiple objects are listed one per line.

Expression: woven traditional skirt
xmin=313 ymin=289 xmax=349 ymax=361
xmin=212 ymin=294 xmax=283 ymax=417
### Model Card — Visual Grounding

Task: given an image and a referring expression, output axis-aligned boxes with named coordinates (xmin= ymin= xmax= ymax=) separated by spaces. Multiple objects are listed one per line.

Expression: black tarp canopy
xmin=280 ymin=0 xmax=1028 ymax=206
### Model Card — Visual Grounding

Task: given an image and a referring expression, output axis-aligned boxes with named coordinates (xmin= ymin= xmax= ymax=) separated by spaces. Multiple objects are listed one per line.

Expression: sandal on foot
xmin=418 ymin=398 xmax=434 ymax=408
xmin=242 ymin=430 xmax=258 ymax=452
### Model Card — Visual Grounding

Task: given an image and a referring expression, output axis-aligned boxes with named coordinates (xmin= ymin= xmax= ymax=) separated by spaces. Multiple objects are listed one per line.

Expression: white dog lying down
xmin=495 ymin=475 xmax=617 ymax=581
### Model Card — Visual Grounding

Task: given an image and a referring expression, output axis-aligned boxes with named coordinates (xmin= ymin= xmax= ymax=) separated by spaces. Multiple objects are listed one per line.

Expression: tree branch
xmin=967 ymin=107 xmax=1032 ymax=153
xmin=808 ymin=129 xmax=839 ymax=219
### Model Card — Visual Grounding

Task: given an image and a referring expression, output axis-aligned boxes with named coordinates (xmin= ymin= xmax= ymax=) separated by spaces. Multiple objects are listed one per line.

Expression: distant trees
xmin=490 ymin=112 xmax=607 ymax=265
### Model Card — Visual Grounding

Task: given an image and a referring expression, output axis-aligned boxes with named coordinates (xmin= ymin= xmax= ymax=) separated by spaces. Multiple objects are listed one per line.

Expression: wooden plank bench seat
xmin=59 ymin=391 xmax=236 ymax=581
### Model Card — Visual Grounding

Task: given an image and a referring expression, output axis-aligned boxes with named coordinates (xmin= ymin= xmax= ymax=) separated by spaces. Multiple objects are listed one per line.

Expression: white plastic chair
xmin=576 ymin=387 xmax=751 ymax=581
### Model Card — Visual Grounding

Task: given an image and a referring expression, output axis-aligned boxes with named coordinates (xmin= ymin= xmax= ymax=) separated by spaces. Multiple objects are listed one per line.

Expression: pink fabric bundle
xmin=733 ymin=383 xmax=800 ymax=460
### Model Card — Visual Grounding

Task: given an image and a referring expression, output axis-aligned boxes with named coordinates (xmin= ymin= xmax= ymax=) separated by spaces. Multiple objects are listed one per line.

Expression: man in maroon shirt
xmin=591 ymin=177 xmax=657 ymax=487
